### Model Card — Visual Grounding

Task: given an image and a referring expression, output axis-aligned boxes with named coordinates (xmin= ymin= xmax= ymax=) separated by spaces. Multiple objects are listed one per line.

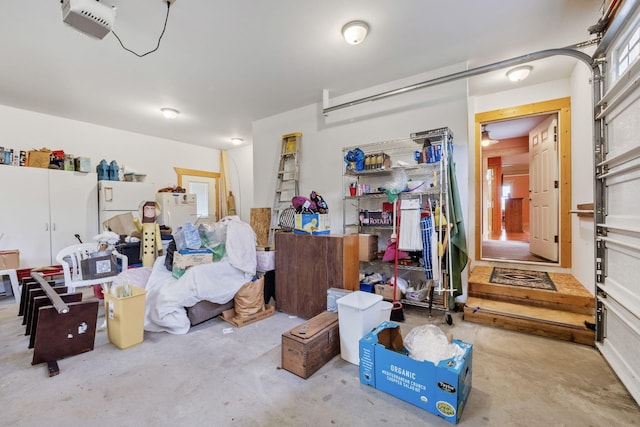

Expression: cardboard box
xmin=221 ymin=304 xmax=275 ymax=327
xmin=374 ymin=283 xmax=402 ymax=301
xmin=360 ymin=211 xmax=393 ymax=227
xmin=172 ymin=248 xmax=213 ymax=278
xmin=359 ymin=322 xmax=472 ymax=424
xmin=0 ymin=250 xmax=20 ymax=270
xmin=74 ymin=157 xmax=91 ymax=172
xmin=103 ymin=212 xmax=138 ymax=236
xmin=282 ymin=311 xmax=340 ymax=379
xmin=173 ymin=248 xmax=213 ymax=269
xmin=26 ymin=148 xmax=51 ymax=168
xmin=80 ymin=254 xmax=119 ymax=280
xmin=358 ymin=234 xmax=378 ymax=261
xmin=294 ymin=213 xmax=330 ymax=235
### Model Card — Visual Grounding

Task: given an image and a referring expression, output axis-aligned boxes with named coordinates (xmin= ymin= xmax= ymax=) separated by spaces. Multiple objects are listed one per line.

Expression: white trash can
xmin=379 ymin=301 xmax=393 ymax=324
xmin=336 ymin=291 xmax=383 ymax=365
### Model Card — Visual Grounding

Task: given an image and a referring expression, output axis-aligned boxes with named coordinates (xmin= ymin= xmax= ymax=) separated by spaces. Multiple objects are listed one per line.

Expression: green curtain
xmin=446 ymin=150 xmax=469 ymax=308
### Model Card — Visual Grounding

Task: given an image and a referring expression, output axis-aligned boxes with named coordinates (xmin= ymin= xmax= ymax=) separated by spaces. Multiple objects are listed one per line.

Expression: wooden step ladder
xmin=268 ymin=132 xmax=301 ymax=247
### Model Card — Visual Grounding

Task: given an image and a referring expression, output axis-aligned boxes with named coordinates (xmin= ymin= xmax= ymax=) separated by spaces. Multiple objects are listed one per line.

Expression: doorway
xmin=174 ymin=167 xmax=221 ymax=224
xmin=474 ymin=97 xmax=572 ymax=268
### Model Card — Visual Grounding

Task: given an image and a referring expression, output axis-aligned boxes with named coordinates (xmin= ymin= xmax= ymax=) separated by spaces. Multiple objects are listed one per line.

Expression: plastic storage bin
xmin=336 ymin=291 xmax=383 ymax=365
xmin=105 ymin=285 xmax=147 ymax=349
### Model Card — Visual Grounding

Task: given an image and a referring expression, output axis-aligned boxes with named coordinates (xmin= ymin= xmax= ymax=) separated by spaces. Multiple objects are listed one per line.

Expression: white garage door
xmin=593 ymin=0 xmax=640 ymax=404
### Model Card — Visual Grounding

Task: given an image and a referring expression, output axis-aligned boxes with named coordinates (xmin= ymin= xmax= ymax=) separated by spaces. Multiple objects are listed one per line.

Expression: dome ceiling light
xmin=342 ymin=20 xmax=369 ymax=45
xmin=506 ymin=65 xmax=533 ymax=82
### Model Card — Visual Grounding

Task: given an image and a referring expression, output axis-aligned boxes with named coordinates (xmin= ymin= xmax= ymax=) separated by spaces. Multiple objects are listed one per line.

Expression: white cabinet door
xmin=0 ymin=167 xmax=99 ymax=268
xmin=49 ymin=171 xmax=98 ymax=258
xmin=0 ymin=166 xmax=51 ymax=268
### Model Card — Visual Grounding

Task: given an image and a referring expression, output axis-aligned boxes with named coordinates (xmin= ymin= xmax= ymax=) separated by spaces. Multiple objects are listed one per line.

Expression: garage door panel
xmin=603 ymin=238 xmax=640 ymax=317
xmin=605 ymin=87 xmax=640 ymax=157
xmin=597 ymin=297 xmax=640 ymax=403
xmin=595 ymin=2 xmax=640 ymax=405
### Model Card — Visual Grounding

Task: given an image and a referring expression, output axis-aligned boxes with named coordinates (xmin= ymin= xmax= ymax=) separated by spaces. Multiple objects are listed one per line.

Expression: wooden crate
xmin=281 ymin=311 xmax=340 ymax=379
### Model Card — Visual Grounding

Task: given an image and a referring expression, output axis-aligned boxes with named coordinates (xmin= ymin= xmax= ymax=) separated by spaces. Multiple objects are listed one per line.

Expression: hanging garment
xmin=446 ymin=150 xmax=469 ymax=306
xmin=399 ymin=198 xmax=423 ymax=251
xmin=420 ymin=215 xmax=435 ymax=279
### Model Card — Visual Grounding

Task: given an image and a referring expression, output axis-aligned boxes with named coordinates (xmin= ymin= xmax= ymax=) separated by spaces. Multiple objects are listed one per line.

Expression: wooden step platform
xmin=468 ymin=266 xmax=595 ymax=315
xmin=464 ymin=266 xmax=596 ymax=345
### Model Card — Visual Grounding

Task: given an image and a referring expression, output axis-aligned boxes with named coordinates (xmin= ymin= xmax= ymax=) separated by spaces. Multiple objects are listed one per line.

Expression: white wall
xmin=253 ymin=63 xmax=470 ymax=232
xmin=226 ymin=144 xmax=253 ymax=223
xmin=569 ymin=61 xmax=596 ymax=293
xmin=0 ymin=104 xmax=220 ymax=188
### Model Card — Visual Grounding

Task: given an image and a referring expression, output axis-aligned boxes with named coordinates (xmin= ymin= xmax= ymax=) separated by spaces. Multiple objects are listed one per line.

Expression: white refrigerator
xmin=98 ymin=180 xmax=158 ymax=231
xmin=155 ymin=193 xmax=198 ymax=231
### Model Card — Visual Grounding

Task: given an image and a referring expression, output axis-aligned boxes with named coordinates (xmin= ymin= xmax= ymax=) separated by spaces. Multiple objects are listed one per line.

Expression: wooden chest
xmin=281 ymin=311 xmax=340 ymax=379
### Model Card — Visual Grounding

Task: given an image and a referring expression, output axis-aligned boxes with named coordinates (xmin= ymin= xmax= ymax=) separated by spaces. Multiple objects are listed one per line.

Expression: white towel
xmin=399 ymin=199 xmax=423 ymax=251
xmin=431 ymin=226 xmax=440 ymax=280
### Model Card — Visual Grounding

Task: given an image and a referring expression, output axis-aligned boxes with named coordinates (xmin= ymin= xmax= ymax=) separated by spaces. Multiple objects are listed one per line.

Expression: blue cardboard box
xmin=359 ymin=322 xmax=472 ymax=424
xmin=293 ymin=213 xmax=330 ymax=235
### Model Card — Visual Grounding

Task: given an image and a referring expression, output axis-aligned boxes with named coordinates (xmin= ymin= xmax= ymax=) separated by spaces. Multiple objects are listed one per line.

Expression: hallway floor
xmin=1 ymin=293 xmax=639 ymax=427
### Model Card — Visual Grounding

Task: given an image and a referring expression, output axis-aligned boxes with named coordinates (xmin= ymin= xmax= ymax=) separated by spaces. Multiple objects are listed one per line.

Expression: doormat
xmin=489 ymin=267 xmax=556 ymax=291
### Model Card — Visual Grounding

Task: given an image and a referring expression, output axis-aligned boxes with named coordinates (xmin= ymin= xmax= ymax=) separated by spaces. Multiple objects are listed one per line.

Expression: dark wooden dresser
xmin=275 ymin=232 xmax=358 ymax=319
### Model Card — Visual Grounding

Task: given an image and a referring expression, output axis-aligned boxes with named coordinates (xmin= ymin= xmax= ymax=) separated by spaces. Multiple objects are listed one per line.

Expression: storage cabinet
xmin=342 ymin=128 xmax=453 ymax=312
xmin=275 ymin=232 xmax=358 ymax=319
xmin=0 ymin=166 xmax=99 ymax=267
xmin=505 ymin=198 xmax=523 ymax=232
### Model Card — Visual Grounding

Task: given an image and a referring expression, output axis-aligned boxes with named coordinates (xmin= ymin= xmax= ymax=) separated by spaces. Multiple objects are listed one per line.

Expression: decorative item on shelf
xmin=50 ymin=150 xmax=65 ymax=169
xmin=26 ymin=147 xmax=52 ymax=169
xmin=109 ymin=160 xmax=120 ymax=181
xmin=364 ymin=152 xmax=390 ymax=170
xmin=63 ymin=154 xmax=75 ymax=171
xmin=97 ymin=159 xmax=109 ymax=180
xmin=123 ymin=173 xmax=146 ymax=182
xmin=310 ymin=191 xmax=329 ymax=214
xmin=74 ymin=157 xmax=91 ymax=172
xmin=349 ymin=182 xmax=357 ymax=197
xmin=344 ymin=148 xmax=365 ymax=172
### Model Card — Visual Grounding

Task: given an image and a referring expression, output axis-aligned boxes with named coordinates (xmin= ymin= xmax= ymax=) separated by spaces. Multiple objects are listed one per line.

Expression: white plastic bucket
xmin=336 ymin=291 xmax=383 ymax=365
xmin=379 ymin=301 xmax=393 ymax=324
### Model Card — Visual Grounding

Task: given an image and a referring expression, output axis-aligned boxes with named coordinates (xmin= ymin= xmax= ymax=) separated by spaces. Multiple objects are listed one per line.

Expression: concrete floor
xmin=1 ymin=292 xmax=639 ymax=427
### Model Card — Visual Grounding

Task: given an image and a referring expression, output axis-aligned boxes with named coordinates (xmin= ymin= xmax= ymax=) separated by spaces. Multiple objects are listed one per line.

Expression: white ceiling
xmin=0 ymin=0 xmax=603 ymax=150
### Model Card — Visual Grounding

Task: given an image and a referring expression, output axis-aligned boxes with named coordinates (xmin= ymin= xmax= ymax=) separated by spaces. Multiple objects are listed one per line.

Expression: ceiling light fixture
xmin=161 ymin=108 xmax=179 ymax=119
xmin=342 ymin=20 xmax=369 ymax=45
xmin=506 ymin=65 xmax=533 ymax=82
xmin=481 ymin=126 xmax=497 ymax=147
xmin=231 ymin=138 xmax=243 ymax=146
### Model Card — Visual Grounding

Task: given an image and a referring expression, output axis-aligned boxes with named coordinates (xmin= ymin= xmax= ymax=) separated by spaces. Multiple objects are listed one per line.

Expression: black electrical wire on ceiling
xmin=111 ymin=0 xmax=171 ymax=57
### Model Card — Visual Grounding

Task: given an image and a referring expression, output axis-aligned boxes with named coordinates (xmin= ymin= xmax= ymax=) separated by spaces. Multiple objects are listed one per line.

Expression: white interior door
xmin=529 ymin=115 xmax=558 ymax=261
xmin=180 ymin=173 xmax=218 ymax=223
